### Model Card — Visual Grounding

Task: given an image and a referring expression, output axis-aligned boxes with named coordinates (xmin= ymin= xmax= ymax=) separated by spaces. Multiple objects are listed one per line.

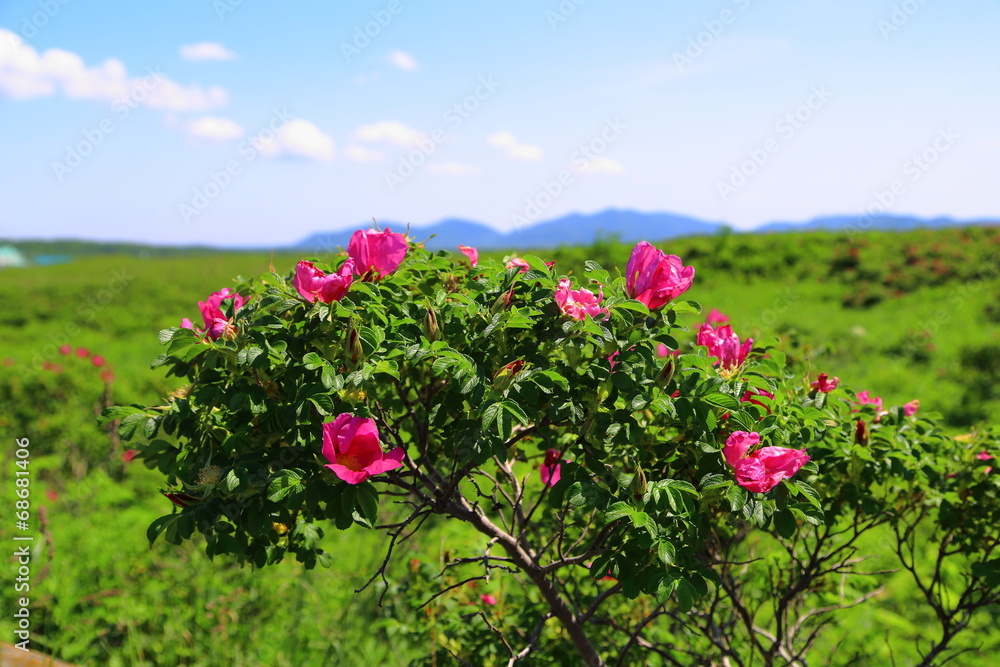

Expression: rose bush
xmin=104 ymin=229 xmax=1000 ymax=666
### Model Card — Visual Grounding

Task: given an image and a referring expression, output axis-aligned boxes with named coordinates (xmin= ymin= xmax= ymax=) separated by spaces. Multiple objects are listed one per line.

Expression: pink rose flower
xmin=705 ymin=308 xmax=729 ymax=326
xmin=541 ymin=449 xmax=562 ymax=487
xmin=697 ymin=323 xmax=753 ymax=374
xmin=505 ymin=257 xmax=530 ymax=273
xmin=347 ymin=228 xmax=408 ymax=279
xmin=321 ymin=413 xmax=405 ymax=485
xmin=854 ymin=390 xmax=883 ymax=411
xmin=458 ymin=245 xmax=478 ymax=268
xmin=624 ymin=241 xmax=695 ymax=309
xmin=723 ymin=431 xmax=809 ymax=494
xmin=480 ymin=594 xmax=497 ymax=606
xmin=903 ymin=399 xmax=920 ymax=416
xmin=555 ymin=279 xmax=608 ymax=320
xmin=182 ymin=288 xmax=248 ymax=341
xmin=293 ymin=259 xmax=355 ymax=304
xmin=810 ymin=373 xmax=839 ymax=393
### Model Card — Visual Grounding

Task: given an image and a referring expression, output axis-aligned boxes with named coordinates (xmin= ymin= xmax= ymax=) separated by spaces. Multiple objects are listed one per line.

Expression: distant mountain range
xmin=296 ymin=209 xmax=997 ymax=252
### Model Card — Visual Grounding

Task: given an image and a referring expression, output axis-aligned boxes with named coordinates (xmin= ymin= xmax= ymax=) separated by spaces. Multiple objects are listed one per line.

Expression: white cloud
xmin=345 ymin=145 xmax=387 ymax=163
xmin=179 ymin=42 xmax=236 ymax=61
xmin=353 ymin=120 xmax=425 ymax=148
xmin=0 ymin=29 xmax=227 ymax=111
xmin=488 ymin=131 xmax=544 ymax=162
xmin=254 ymin=119 xmax=335 ymax=162
xmin=427 ymin=162 xmax=481 ymax=176
xmin=183 ymin=116 xmax=244 ymax=142
xmin=575 ymin=157 xmax=625 ymax=174
xmin=387 ymin=50 xmax=419 ymax=71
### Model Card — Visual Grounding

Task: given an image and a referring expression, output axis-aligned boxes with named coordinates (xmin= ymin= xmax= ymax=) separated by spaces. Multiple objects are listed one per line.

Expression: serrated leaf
xmin=267 ymin=470 xmax=303 ymax=502
xmin=605 ymin=501 xmax=632 ymax=521
xmin=702 ymin=393 xmax=741 ymax=411
xmin=657 ymin=540 xmax=676 ymax=567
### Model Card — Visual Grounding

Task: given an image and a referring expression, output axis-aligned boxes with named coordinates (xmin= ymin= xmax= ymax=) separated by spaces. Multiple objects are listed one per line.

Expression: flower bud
xmin=345 ymin=322 xmax=364 ymax=371
xmin=493 ymin=359 xmax=524 ymax=393
xmin=657 ymin=356 xmax=676 ymax=388
xmin=423 ymin=305 xmax=441 ymax=342
xmin=631 ymin=465 xmax=647 ymax=499
xmin=854 ymin=419 xmax=869 ymax=446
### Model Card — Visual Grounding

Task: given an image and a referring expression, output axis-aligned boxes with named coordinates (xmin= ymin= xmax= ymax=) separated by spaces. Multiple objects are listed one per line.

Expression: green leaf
xmin=675 ymin=578 xmax=697 ymax=612
xmin=605 ymin=501 xmax=632 ymax=521
xmin=267 ymin=469 xmax=304 ymax=502
xmin=774 ymin=507 xmax=796 ymax=538
xmin=702 ymin=393 xmax=741 ymax=411
xmin=657 ymin=540 xmax=676 ymax=567
xmin=302 ymin=352 xmax=325 ymax=370
xmin=119 ymin=413 xmax=150 ymax=442
xmin=355 ymin=483 xmax=379 ymax=524
xmin=147 ymin=514 xmax=179 ymax=546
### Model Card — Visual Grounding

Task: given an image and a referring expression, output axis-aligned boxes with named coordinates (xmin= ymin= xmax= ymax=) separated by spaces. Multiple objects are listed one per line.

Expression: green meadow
xmin=1 ymin=226 xmax=998 ymax=665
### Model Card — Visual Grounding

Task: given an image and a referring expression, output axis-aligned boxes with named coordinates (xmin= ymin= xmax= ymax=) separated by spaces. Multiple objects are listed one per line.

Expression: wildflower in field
xmin=810 ymin=373 xmax=839 ymax=393
xmin=321 ymin=413 xmax=405 ymax=485
xmin=293 ymin=259 xmax=355 ymax=304
xmin=540 ymin=449 xmax=562 ymax=487
xmin=347 ymin=227 xmax=408 ymax=279
xmin=75 ymin=347 xmax=90 ymax=358
xmin=555 ymin=279 xmax=608 ymax=320
xmin=506 ymin=257 xmax=530 ymax=273
xmin=58 ymin=344 xmax=71 ymax=355
xmin=903 ymin=399 xmax=920 ymax=416
xmin=458 ymin=244 xmax=478 ymax=267
xmin=723 ymin=431 xmax=809 ymax=493
xmin=697 ymin=323 xmax=753 ymax=377
xmin=91 ymin=355 xmax=105 ymax=367
xmin=480 ymin=594 xmax=497 ymax=605
xmin=624 ymin=241 xmax=695 ymax=309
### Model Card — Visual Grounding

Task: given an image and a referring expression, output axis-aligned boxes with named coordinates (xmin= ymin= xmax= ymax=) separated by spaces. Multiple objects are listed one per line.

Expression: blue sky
xmin=1 ymin=0 xmax=997 ymax=247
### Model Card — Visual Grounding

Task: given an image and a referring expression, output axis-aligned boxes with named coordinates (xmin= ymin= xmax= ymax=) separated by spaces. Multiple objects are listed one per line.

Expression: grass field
xmin=1 ymin=226 xmax=998 ymax=665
